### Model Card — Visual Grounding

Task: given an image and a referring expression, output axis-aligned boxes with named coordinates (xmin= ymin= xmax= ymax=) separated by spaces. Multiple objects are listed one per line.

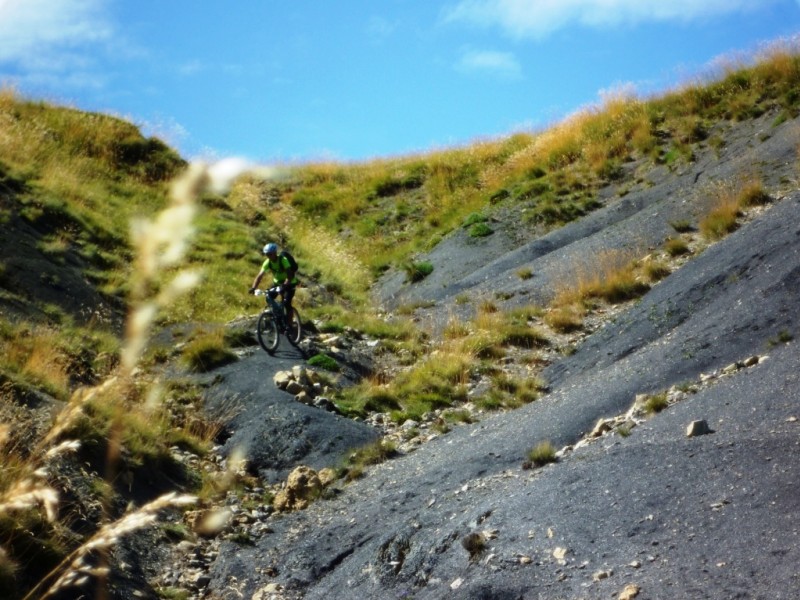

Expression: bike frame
xmin=253 ymin=285 xmax=302 ymax=354
xmin=259 ymin=287 xmax=288 ymax=328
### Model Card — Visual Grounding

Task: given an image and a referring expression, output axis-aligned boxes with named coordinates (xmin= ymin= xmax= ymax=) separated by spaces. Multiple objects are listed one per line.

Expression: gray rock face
xmin=203 ymin=344 xmax=379 ymax=483
xmin=198 ymin=113 xmax=800 ymax=599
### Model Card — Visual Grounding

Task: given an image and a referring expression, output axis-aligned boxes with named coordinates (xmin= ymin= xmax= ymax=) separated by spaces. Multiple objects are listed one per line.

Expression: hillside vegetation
xmin=0 ymin=42 xmax=799 ymax=599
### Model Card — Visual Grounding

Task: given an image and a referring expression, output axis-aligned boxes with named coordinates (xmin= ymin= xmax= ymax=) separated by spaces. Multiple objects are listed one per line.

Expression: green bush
xmin=643 ymin=392 xmax=669 ymax=414
xmin=403 ymin=261 xmax=434 ymax=283
xmin=308 ymin=353 xmax=340 ymax=372
xmin=469 ymin=223 xmax=493 ymax=238
xmin=463 ymin=212 xmax=486 ymax=226
xmin=527 ymin=441 xmax=557 ymax=467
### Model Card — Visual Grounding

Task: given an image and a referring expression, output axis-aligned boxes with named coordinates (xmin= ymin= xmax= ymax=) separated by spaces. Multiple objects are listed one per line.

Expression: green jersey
xmin=261 ymin=252 xmax=298 ymax=285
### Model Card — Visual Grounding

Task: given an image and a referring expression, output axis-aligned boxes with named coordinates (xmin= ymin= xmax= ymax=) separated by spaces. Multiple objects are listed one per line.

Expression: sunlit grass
xmin=551 ymin=249 xmax=650 ymax=308
xmin=1 ymin=42 xmax=799 ymax=597
xmin=526 ymin=440 xmax=557 ymax=467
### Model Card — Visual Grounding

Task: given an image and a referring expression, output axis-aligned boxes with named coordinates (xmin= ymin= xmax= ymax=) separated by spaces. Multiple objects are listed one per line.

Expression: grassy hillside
xmin=272 ymin=44 xmax=799 ymax=278
xmin=0 ymin=42 xmax=798 ymax=599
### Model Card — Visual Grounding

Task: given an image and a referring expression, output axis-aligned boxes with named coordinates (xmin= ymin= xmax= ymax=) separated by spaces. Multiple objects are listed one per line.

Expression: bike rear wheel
xmin=286 ymin=308 xmax=302 ymax=345
xmin=257 ymin=311 xmax=280 ymax=354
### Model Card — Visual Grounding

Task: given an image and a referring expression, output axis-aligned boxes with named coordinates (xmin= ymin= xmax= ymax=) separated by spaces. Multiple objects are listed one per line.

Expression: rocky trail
xmin=145 ymin=110 xmax=800 ymax=600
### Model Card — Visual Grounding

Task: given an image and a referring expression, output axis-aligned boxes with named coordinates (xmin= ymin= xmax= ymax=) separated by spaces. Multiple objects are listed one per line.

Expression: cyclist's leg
xmin=282 ymin=284 xmax=297 ymax=327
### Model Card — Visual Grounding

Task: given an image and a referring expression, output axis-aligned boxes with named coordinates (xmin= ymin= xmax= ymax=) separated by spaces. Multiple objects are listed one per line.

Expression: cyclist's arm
xmin=251 ymin=268 xmax=266 ymax=291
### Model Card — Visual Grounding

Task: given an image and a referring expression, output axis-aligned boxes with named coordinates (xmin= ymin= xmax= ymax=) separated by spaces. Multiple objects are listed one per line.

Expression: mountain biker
xmin=249 ymin=243 xmax=299 ymax=329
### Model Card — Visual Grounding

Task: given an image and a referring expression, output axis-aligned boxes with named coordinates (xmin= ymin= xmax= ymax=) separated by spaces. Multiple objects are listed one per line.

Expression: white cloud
xmin=444 ymin=0 xmax=777 ymax=39
xmin=457 ymin=48 xmax=522 ymax=78
xmin=0 ymin=0 xmax=112 ymax=69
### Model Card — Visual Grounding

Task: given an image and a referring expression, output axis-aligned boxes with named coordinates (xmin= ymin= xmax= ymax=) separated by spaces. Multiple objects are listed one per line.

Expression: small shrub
xmin=395 ymin=300 xmax=436 ymax=315
xmin=159 ymin=587 xmax=192 ymax=600
xmin=224 ymin=327 xmax=255 ymax=348
xmin=463 ymin=212 xmax=487 ymax=227
xmin=526 ymin=441 xmax=557 ymax=467
xmin=469 ymin=222 xmax=493 ymax=238
xmin=474 ymin=389 xmax=505 ymax=411
xmin=478 ymin=300 xmax=498 ymax=313
xmin=669 ymin=219 xmax=694 ymax=233
xmin=644 ymin=259 xmax=671 ymax=281
xmin=500 ymin=325 xmax=550 ymax=349
xmin=466 ymin=336 xmax=506 ymax=360
xmin=596 ymin=273 xmax=650 ymax=304
xmin=664 ymin=237 xmax=691 ymax=256
xmin=516 ymin=267 xmax=533 ymax=280
xmin=341 ymin=439 xmax=397 ymax=480
xmin=738 ymin=180 xmax=770 ymax=207
xmin=335 ymin=385 xmax=401 ymax=417
xmin=544 ymin=305 xmax=584 ymax=333
xmin=308 ymin=353 xmax=340 ymax=372
xmin=700 ymin=203 xmax=739 ymax=240
xmin=403 ymin=261 xmax=434 ymax=283
xmin=443 ymin=318 xmax=471 ymax=339
xmin=699 ymin=179 xmax=759 ymax=241
xmin=643 ymin=392 xmax=669 ymax=414
xmin=617 ymin=425 xmax=632 ymax=437
xmin=443 ymin=409 xmax=474 ymax=425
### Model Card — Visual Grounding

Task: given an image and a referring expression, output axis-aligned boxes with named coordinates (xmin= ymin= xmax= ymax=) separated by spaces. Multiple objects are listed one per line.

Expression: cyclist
xmin=249 ymin=242 xmax=299 ymax=330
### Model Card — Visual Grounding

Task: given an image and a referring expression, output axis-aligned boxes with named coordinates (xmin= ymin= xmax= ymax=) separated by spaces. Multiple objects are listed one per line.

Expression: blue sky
xmin=1 ymin=1 xmax=799 ymax=163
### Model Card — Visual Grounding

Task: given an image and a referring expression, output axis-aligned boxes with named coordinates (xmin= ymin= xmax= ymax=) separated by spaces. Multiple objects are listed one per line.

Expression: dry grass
xmin=0 ymin=326 xmax=72 ymax=399
xmin=664 ymin=237 xmax=692 ymax=257
xmin=643 ymin=258 xmax=672 ymax=282
xmin=699 ymin=175 xmax=769 ymax=241
xmin=526 ymin=440 xmax=557 ymax=467
xmin=0 ymin=163 xmax=253 ymax=599
xmin=543 ymin=304 xmax=586 ymax=333
xmin=700 ymin=191 xmax=741 ymax=240
xmin=269 ymin=198 xmax=371 ymax=300
xmin=543 ymin=249 xmax=655 ymax=333
xmin=551 ymin=249 xmax=649 ymax=308
xmin=2 ymin=44 xmax=799 ymax=597
xmin=736 ymin=177 xmax=772 ymax=207
xmin=26 ymin=492 xmax=196 ymax=600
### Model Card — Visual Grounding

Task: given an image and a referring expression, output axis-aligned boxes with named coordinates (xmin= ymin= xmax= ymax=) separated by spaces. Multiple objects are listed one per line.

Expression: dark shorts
xmin=269 ymin=283 xmax=296 ymax=310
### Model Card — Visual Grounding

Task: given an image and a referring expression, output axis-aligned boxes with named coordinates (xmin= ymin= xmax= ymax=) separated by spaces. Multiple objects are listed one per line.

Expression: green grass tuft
xmin=308 ymin=353 xmax=340 ymax=372
xmin=526 ymin=441 xmax=558 ymax=467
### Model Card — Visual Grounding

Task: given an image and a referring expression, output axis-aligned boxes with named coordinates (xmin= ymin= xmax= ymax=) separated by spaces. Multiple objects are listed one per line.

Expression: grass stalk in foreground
xmin=1 ymin=162 xmax=254 ymax=600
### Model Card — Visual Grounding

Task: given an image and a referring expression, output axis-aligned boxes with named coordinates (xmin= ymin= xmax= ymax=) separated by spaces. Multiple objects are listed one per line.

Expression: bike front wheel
xmin=257 ymin=311 xmax=280 ymax=354
xmin=286 ymin=308 xmax=302 ymax=345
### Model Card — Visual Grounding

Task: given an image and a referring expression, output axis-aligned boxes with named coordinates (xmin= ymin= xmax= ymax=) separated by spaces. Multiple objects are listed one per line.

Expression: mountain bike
xmin=253 ymin=286 xmax=302 ymax=354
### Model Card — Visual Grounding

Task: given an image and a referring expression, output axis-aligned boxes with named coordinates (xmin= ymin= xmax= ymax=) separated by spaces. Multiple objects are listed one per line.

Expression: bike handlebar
xmin=252 ymin=285 xmax=283 ymax=297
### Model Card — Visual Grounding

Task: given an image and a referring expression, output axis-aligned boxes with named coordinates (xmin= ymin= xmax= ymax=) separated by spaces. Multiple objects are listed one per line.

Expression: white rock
xmin=686 ymin=419 xmax=714 ymax=437
xmin=593 ymin=569 xmax=613 ymax=581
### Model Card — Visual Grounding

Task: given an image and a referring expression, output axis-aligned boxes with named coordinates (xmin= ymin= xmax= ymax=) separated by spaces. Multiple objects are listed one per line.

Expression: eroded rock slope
xmin=187 ymin=111 xmax=800 ymax=599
